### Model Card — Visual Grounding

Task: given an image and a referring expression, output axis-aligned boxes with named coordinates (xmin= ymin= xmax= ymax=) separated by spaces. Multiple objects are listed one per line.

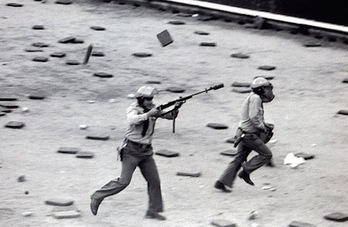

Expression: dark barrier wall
xmin=203 ymin=0 xmax=348 ymax=26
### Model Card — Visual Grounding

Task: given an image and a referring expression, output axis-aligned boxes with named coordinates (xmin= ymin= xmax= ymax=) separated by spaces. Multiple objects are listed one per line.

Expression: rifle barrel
xmin=158 ymin=83 xmax=224 ymax=110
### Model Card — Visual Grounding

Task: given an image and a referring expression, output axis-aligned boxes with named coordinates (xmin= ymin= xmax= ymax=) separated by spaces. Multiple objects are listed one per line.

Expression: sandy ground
xmin=1 ymin=0 xmax=347 ymax=227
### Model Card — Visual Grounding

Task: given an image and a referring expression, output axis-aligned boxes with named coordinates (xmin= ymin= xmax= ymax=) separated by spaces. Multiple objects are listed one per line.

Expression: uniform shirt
xmin=125 ymin=102 xmax=177 ymax=144
xmin=238 ymin=92 xmax=266 ymax=133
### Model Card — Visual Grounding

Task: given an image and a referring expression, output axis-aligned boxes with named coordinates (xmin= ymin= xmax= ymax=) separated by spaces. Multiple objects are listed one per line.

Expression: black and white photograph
xmin=1 ymin=0 xmax=347 ymax=226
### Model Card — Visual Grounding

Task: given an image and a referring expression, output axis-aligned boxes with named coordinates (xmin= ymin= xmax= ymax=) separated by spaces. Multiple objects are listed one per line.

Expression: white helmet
xmin=135 ymin=86 xmax=158 ymax=98
xmin=251 ymin=77 xmax=271 ymax=89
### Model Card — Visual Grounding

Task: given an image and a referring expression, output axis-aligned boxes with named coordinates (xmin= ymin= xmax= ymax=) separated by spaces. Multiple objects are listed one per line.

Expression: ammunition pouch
xmin=233 ymin=127 xmax=244 ymax=148
xmin=259 ymin=123 xmax=274 ymax=144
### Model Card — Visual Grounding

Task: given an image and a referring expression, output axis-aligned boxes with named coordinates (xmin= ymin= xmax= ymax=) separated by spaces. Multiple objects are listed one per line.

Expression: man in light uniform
xmin=90 ymin=86 xmax=180 ymax=220
xmin=215 ymin=77 xmax=275 ymax=192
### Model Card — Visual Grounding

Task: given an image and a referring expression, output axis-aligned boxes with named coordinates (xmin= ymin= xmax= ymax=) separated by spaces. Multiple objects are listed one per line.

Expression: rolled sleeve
xmin=127 ymin=107 xmax=148 ymax=125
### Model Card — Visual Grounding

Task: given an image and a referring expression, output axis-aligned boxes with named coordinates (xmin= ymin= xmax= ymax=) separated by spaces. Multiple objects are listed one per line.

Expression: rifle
xmin=157 ymin=83 xmax=224 ymax=133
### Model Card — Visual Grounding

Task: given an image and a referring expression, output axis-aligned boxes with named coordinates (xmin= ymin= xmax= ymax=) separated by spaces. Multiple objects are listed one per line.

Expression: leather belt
xmin=125 ymin=139 xmax=151 ymax=149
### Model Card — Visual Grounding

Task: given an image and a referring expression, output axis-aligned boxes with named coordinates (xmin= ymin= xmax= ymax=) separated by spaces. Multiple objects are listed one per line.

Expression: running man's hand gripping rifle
xmin=157 ymin=83 xmax=224 ymax=133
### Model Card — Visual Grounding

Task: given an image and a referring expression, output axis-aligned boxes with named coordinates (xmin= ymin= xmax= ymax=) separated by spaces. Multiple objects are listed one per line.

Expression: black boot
xmin=238 ymin=171 xmax=254 ymax=186
xmin=214 ymin=181 xmax=232 ymax=193
xmin=266 ymin=159 xmax=275 ymax=167
xmin=90 ymin=196 xmax=103 ymax=215
xmin=145 ymin=210 xmax=166 ymax=221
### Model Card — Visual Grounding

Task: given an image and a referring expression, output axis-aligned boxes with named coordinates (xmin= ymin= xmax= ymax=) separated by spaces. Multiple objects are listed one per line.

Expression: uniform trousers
xmin=218 ymin=133 xmax=273 ymax=187
xmin=91 ymin=141 xmax=163 ymax=213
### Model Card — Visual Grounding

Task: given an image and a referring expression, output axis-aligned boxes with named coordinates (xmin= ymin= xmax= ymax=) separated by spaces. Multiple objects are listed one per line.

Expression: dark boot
xmin=214 ymin=181 xmax=232 ymax=193
xmin=266 ymin=159 xmax=275 ymax=167
xmin=145 ymin=210 xmax=166 ymax=221
xmin=238 ymin=171 xmax=254 ymax=186
xmin=90 ymin=196 xmax=103 ymax=215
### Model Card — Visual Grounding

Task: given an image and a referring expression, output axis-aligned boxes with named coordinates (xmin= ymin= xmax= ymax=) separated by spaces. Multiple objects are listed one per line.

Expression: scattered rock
xmin=231 ymin=53 xmax=250 ymax=59
xmin=76 ymin=151 xmax=94 ymax=159
xmin=232 ymin=88 xmax=252 ymax=94
xmin=303 ymin=42 xmax=321 ymax=47
xmin=79 ymin=124 xmax=88 ymax=130
xmin=0 ymin=103 xmax=19 ymax=109
xmin=5 ymin=121 xmax=25 ymax=129
xmin=231 ymin=82 xmax=250 ymax=87
xmin=253 ymin=16 xmax=270 ymax=29
xmin=58 ymin=36 xmax=76 ymax=44
xmin=83 ymin=44 xmax=93 ymax=64
xmin=51 ymin=203 xmax=78 ymax=213
xmin=93 ymin=72 xmax=113 ymax=78
xmin=50 ymin=52 xmax=66 ymax=58
xmin=32 ymin=56 xmax=48 ymax=62
xmin=0 ymin=112 xmax=6 ymax=117
xmin=65 ymin=60 xmax=80 ymax=65
xmin=86 ymin=134 xmax=110 ymax=141
xmin=220 ymin=149 xmax=238 ymax=157
xmin=168 ymin=20 xmax=185 ymax=25
xmin=176 ymin=171 xmax=201 ymax=177
xmin=132 ymin=52 xmax=152 ymax=58
xmin=0 ymin=97 xmax=17 ymax=101
xmin=0 ymin=107 xmax=12 ymax=113
xmin=206 ymin=123 xmax=228 ymax=130
xmin=258 ymin=65 xmax=276 ymax=71
xmin=127 ymin=94 xmax=135 ymax=99
xmin=197 ymin=15 xmax=217 ymax=21
xmin=25 ymin=48 xmax=43 ymax=52
xmin=337 ymin=110 xmax=348 ymax=115
xmin=157 ymin=29 xmax=173 ymax=47
xmin=288 ymin=220 xmax=316 ymax=227
xmin=32 ymin=42 xmax=49 ymax=48
xmin=176 ymin=12 xmax=193 ymax=17
xmin=55 ymin=0 xmax=73 ymax=5
xmin=342 ymin=78 xmax=348 ymax=83
xmin=45 ymin=198 xmax=74 ymax=206
xmin=327 ymin=36 xmax=337 ymax=42
xmin=155 ymin=149 xmax=179 ymax=157
xmin=323 ymin=212 xmax=348 ymax=222
xmin=57 ymin=147 xmax=80 ymax=154
xmin=28 ymin=93 xmax=46 ymax=100
xmin=200 ymin=42 xmax=216 ymax=47
xmin=90 ymin=26 xmax=106 ymax=31
xmin=261 ymin=185 xmax=272 ymax=190
xmin=248 ymin=210 xmax=258 ymax=220
xmin=32 ymin=25 xmax=45 ymax=30
xmin=314 ymin=34 xmax=324 ymax=39
xmin=194 ymin=31 xmax=210 ymax=35
xmin=22 ymin=211 xmax=33 ymax=217
xmin=255 ymin=76 xmax=275 ymax=80
xmin=146 ymin=80 xmax=161 ymax=84
xmin=91 ymin=51 xmax=105 ymax=57
xmin=6 ymin=3 xmax=23 ymax=7
xmin=17 ymin=175 xmax=26 ymax=182
xmin=211 ymin=219 xmax=236 ymax=227
xmin=54 ymin=210 xmax=80 ymax=219
xmin=295 ymin=152 xmax=315 ymax=160
xmin=72 ymin=38 xmax=84 ymax=44
xmin=165 ymin=87 xmax=186 ymax=93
